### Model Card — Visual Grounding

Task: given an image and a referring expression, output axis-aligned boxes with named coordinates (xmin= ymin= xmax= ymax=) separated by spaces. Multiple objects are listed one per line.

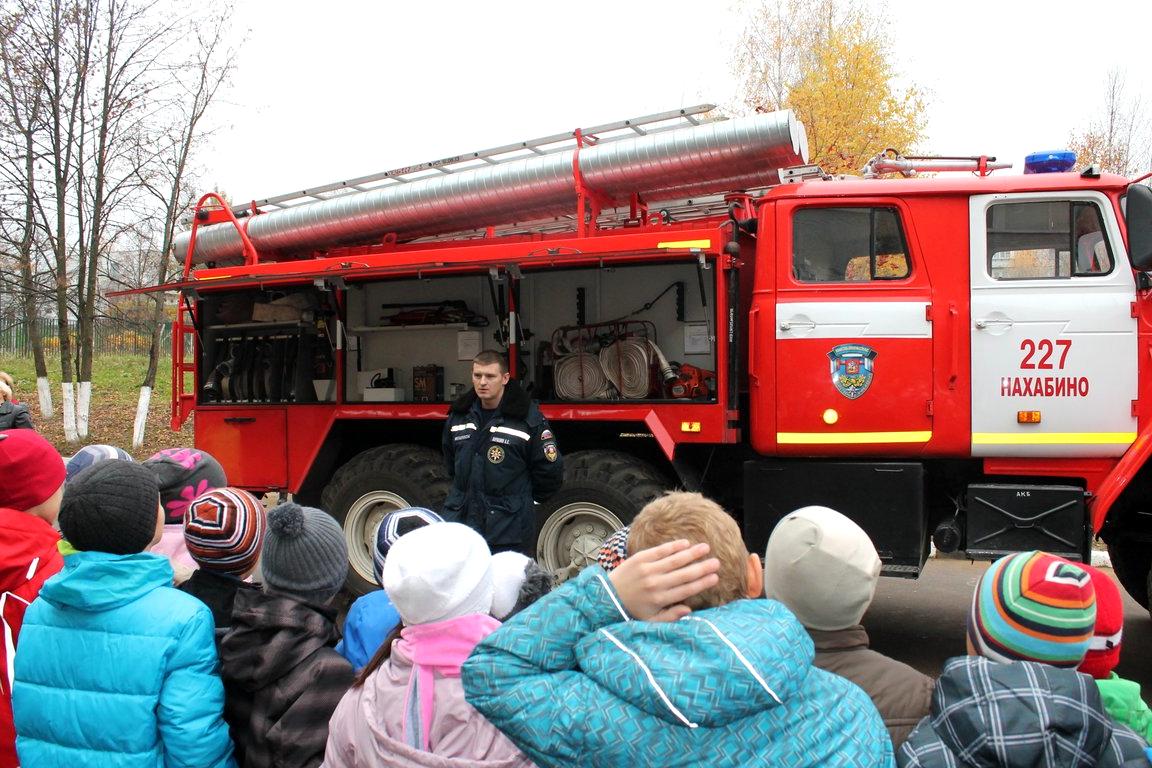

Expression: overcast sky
xmin=202 ymin=0 xmax=1152 ymax=201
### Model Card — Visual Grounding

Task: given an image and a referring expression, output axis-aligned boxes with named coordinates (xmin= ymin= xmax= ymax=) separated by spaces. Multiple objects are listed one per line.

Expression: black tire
xmin=535 ymin=450 xmax=670 ymax=582
xmin=1107 ymin=537 xmax=1151 ymax=610
xmin=321 ymin=444 xmax=451 ymax=595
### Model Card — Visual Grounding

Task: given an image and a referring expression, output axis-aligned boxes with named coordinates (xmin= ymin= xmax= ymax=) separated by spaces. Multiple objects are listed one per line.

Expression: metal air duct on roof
xmin=174 ymin=109 xmax=808 ymax=266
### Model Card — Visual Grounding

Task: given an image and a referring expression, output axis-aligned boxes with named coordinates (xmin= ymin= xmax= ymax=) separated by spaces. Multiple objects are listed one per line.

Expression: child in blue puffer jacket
xmin=462 ymin=491 xmax=893 ymax=768
xmin=12 ymin=460 xmax=236 ymax=768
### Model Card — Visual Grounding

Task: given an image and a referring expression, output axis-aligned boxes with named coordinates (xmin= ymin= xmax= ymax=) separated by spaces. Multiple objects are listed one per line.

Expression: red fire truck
xmin=150 ymin=105 xmax=1152 ymax=608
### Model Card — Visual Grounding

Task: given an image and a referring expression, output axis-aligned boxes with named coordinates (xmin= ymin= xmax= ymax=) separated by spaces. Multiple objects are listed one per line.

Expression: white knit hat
xmin=383 ymin=522 xmax=494 ymax=626
xmin=763 ymin=506 xmax=882 ymax=631
xmin=490 ymin=551 xmax=531 ymax=620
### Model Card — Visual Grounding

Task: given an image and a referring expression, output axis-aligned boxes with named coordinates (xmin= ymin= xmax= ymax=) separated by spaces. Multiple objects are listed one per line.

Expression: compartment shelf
xmin=346 ymin=322 xmax=468 ymax=333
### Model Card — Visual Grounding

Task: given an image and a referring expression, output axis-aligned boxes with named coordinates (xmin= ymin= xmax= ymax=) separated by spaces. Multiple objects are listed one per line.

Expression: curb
xmin=928 ymin=543 xmax=1112 ymax=569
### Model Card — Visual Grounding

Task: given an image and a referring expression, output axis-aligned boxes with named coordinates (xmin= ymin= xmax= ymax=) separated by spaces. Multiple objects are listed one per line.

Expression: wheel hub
xmin=343 ymin=490 xmax=410 ymax=584
xmin=538 ymin=502 xmax=624 ymax=583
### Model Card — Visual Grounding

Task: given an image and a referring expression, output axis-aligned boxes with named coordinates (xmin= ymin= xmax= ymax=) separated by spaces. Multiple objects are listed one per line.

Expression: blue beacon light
xmin=1024 ymin=150 xmax=1077 ymax=174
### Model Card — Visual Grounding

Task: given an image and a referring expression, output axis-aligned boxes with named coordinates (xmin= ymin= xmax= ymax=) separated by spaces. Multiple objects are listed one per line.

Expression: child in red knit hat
xmin=1079 ymin=564 xmax=1152 ymax=742
xmin=0 ymin=430 xmax=65 ymax=766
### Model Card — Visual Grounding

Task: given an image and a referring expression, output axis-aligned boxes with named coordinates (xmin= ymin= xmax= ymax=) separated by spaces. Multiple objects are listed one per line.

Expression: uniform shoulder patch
xmin=540 ymin=429 xmax=554 ymax=440
xmin=543 ymin=442 xmax=558 ymax=462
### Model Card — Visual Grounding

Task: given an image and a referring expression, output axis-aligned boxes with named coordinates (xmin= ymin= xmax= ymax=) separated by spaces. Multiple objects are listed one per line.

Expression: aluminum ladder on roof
xmin=234 ymin=104 xmax=722 ymax=215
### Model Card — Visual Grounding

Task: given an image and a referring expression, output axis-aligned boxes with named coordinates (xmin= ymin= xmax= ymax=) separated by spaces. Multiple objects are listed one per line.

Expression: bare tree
xmin=1069 ymin=70 xmax=1152 ymax=177
xmin=0 ymin=0 xmax=53 ymax=416
xmin=71 ymin=0 xmax=182 ymax=438
xmin=129 ymin=11 xmax=235 ymax=448
xmin=31 ymin=0 xmax=96 ymax=442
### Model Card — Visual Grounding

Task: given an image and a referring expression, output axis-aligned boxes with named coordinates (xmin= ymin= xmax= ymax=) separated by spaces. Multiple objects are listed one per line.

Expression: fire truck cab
xmin=154 ymin=107 xmax=1152 ymax=610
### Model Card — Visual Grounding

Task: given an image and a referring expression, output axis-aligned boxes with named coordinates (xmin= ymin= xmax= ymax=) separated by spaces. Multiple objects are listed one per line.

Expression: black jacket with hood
xmin=219 ymin=589 xmax=354 ymax=768
xmin=441 ymin=381 xmax=563 ymax=552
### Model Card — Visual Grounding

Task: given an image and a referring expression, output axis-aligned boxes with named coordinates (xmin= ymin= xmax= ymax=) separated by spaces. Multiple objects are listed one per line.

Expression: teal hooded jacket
xmin=462 ymin=564 xmax=894 ymax=768
xmin=12 ymin=550 xmax=236 ymax=768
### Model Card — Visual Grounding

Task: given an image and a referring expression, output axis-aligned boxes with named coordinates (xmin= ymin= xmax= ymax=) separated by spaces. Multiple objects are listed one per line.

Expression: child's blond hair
xmin=628 ymin=491 xmax=748 ymax=610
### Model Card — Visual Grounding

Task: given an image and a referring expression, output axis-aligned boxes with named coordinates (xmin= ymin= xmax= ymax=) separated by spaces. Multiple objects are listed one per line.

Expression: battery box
xmin=965 ymin=483 xmax=1088 ymax=562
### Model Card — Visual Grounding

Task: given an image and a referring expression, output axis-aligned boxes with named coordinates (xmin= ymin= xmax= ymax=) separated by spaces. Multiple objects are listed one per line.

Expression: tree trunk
xmin=18 ymin=124 xmax=53 ymax=417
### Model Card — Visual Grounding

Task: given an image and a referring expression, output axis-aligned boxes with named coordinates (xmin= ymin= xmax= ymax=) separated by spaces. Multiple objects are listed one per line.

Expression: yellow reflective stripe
xmin=777 ymin=431 xmax=932 ymax=445
xmin=972 ymin=432 xmax=1137 ymax=445
xmin=656 ymin=239 xmax=711 ymax=250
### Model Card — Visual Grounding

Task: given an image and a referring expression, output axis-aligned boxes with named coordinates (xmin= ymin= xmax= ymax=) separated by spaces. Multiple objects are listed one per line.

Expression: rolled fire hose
xmin=599 ymin=339 xmax=652 ymax=399
xmin=554 ymin=352 xmax=611 ymax=400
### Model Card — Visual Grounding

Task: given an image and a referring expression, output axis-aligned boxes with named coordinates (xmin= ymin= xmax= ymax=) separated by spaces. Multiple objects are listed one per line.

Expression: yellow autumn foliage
xmin=785 ymin=22 xmax=926 ymax=175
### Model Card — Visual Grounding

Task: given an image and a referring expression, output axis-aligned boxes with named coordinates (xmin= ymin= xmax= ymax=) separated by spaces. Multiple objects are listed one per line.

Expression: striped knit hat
xmin=183 ymin=487 xmax=266 ymax=576
xmin=66 ymin=444 xmax=133 ymax=482
xmin=967 ymin=551 xmax=1096 ymax=668
xmin=373 ymin=507 xmax=443 ymax=586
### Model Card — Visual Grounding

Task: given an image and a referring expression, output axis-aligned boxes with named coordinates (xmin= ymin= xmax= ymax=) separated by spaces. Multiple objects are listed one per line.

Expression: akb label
xmin=828 ymin=344 xmax=877 ymax=399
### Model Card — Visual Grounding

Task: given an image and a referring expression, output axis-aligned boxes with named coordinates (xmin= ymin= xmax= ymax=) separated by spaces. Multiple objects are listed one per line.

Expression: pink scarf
xmin=396 ymin=613 xmax=501 ymax=752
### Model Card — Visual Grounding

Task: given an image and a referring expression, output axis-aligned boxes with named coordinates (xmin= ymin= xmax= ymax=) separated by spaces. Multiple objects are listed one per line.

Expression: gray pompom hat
xmin=261 ymin=501 xmax=348 ymax=603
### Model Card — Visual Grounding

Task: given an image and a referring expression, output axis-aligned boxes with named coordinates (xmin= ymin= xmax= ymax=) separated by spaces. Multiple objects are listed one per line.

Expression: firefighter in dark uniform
xmin=441 ymin=350 xmax=563 ymax=555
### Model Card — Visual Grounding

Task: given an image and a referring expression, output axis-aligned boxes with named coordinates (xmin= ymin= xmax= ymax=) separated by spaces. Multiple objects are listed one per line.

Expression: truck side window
xmin=986 ymin=201 xmax=1114 ymax=279
xmin=792 ymin=207 xmax=910 ymax=283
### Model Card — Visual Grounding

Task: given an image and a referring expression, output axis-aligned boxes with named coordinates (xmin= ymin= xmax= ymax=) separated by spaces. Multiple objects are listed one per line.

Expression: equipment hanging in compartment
xmin=550 ymin=320 xmax=677 ymax=401
xmin=200 ymin=323 xmax=334 ymax=405
xmin=380 ymin=300 xmax=490 ymax=327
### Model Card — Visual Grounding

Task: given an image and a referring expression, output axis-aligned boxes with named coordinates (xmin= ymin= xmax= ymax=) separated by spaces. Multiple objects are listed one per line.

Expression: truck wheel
xmin=535 ymin=451 xmax=670 ymax=583
xmin=321 ymin=444 xmax=450 ymax=595
xmin=1106 ymin=537 xmax=1151 ymax=611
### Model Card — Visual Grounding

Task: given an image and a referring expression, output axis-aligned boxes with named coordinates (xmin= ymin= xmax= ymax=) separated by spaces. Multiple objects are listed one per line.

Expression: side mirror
xmin=1125 ymin=183 xmax=1152 ymax=270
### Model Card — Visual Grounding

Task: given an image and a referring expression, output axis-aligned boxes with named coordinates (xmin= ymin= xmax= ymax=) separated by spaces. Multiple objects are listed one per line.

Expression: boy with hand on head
xmin=220 ymin=502 xmax=353 ymax=768
xmin=11 ymin=460 xmax=236 ymax=768
xmin=899 ymin=551 xmax=1150 ymax=768
xmin=764 ymin=506 xmax=933 ymax=748
xmin=180 ymin=487 xmax=267 ymax=633
xmin=463 ymin=491 xmax=893 ymax=768
xmin=1079 ymin=564 xmax=1152 ymax=743
xmin=0 ymin=431 xmax=66 ymax=767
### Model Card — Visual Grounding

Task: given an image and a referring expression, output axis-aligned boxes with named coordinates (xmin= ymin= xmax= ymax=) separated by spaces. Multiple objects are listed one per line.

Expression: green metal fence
xmin=0 ymin=318 xmax=171 ymax=357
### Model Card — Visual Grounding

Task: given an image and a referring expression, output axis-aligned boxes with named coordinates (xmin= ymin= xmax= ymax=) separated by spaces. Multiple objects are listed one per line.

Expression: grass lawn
xmin=0 ymin=354 xmax=193 ymax=458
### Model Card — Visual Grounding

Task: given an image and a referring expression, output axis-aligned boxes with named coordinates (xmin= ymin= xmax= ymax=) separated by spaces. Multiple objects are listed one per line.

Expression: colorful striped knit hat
xmin=967 ymin=550 xmax=1096 ymax=668
xmin=183 ymin=487 xmax=266 ymax=576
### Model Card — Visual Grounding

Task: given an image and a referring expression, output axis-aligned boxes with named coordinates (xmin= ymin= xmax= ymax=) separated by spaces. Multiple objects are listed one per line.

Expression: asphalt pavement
xmin=865 ymin=557 xmax=1152 ymax=689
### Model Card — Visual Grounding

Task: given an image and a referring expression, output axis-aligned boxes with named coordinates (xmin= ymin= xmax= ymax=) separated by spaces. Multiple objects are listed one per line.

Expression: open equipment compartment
xmin=521 ymin=257 xmax=718 ymax=403
xmin=197 ymin=286 xmax=337 ymax=405
xmin=342 ymin=257 xmax=718 ymax=405
xmin=344 ymin=274 xmax=497 ymax=403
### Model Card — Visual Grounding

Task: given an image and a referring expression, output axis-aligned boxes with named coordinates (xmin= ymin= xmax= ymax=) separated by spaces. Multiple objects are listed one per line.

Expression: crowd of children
xmin=1 ymin=428 xmax=1151 ymax=767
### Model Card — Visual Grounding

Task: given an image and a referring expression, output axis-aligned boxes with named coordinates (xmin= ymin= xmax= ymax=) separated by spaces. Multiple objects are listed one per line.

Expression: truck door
xmin=970 ymin=193 xmax=1137 ymax=456
xmin=773 ymin=201 xmax=934 ymax=453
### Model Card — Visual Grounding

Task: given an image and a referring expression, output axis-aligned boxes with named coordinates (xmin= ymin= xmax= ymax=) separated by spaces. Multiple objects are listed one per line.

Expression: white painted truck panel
xmin=969 ymin=192 xmax=1137 ymax=457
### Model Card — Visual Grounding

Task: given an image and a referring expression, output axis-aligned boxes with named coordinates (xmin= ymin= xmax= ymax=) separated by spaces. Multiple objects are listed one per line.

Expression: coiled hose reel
xmin=554 ymin=337 xmax=676 ymax=400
